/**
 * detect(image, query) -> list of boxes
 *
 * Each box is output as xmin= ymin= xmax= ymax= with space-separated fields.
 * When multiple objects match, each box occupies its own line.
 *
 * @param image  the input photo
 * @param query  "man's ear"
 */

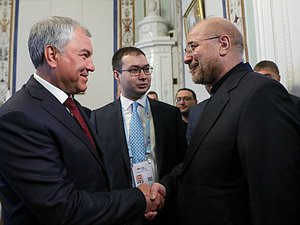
xmin=277 ymin=74 xmax=281 ymax=82
xmin=219 ymin=35 xmax=230 ymax=56
xmin=113 ymin=70 xmax=120 ymax=82
xmin=44 ymin=45 xmax=59 ymax=68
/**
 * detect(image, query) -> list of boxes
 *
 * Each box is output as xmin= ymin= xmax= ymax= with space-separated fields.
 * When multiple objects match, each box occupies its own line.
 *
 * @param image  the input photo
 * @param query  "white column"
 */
xmin=135 ymin=0 xmax=176 ymax=104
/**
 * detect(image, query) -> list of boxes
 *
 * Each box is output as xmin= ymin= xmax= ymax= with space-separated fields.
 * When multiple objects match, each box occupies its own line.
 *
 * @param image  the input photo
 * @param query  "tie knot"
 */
xmin=132 ymin=101 xmax=139 ymax=112
xmin=64 ymin=97 xmax=76 ymax=110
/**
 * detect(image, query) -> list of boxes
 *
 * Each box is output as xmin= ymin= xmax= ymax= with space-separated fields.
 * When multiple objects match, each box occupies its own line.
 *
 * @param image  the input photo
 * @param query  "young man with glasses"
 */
xmin=175 ymin=88 xmax=198 ymax=134
xmin=91 ymin=46 xmax=187 ymax=225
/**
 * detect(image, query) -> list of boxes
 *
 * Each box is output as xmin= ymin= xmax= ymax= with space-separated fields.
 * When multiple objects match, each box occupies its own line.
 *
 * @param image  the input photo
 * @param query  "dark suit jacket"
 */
xmin=0 ymin=76 xmax=146 ymax=225
xmin=290 ymin=94 xmax=300 ymax=117
xmin=91 ymin=98 xmax=187 ymax=190
xmin=162 ymin=63 xmax=300 ymax=225
xmin=186 ymin=98 xmax=209 ymax=144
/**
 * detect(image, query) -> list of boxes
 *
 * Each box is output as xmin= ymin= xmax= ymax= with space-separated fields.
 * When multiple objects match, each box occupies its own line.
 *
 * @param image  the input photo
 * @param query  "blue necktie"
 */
xmin=129 ymin=101 xmax=146 ymax=164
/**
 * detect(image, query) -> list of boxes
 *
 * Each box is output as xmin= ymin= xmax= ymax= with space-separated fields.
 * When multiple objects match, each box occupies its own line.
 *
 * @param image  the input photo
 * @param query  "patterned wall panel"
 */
xmin=0 ymin=0 xmax=18 ymax=105
xmin=119 ymin=0 xmax=135 ymax=47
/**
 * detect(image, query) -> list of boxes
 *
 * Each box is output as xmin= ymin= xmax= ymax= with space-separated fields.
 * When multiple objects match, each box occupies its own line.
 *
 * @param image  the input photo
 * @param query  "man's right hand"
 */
xmin=137 ymin=182 xmax=166 ymax=220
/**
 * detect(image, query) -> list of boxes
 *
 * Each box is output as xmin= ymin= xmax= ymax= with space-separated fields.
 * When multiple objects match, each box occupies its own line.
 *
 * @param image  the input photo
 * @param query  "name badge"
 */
xmin=132 ymin=160 xmax=154 ymax=186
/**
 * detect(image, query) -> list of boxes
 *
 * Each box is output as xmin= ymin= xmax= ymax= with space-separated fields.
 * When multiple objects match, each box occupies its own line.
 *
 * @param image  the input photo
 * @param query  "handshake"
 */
xmin=137 ymin=182 xmax=166 ymax=220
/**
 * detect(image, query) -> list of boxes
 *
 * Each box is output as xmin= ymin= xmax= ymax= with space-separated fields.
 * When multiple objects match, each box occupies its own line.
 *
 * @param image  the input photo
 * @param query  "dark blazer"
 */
xmin=186 ymin=98 xmax=209 ymax=144
xmin=0 ymin=76 xmax=146 ymax=225
xmin=290 ymin=94 xmax=300 ymax=117
xmin=162 ymin=63 xmax=300 ymax=225
xmin=91 ymin=98 xmax=187 ymax=190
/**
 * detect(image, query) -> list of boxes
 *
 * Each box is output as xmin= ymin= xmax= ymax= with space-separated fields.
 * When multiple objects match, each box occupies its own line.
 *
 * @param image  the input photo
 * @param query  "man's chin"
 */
xmin=192 ymin=76 xmax=201 ymax=84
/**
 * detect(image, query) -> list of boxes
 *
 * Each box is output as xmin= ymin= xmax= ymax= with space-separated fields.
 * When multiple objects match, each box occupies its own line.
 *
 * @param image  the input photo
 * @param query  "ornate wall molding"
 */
xmin=281 ymin=0 xmax=294 ymax=92
xmin=119 ymin=0 xmax=135 ymax=47
xmin=0 ymin=0 xmax=18 ymax=105
xmin=176 ymin=0 xmax=184 ymax=88
xmin=252 ymin=0 xmax=296 ymax=93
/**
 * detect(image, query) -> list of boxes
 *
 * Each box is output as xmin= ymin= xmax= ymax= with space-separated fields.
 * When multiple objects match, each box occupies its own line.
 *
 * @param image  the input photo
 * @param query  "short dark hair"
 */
xmin=254 ymin=60 xmax=280 ymax=75
xmin=112 ymin=46 xmax=146 ymax=71
xmin=147 ymin=91 xmax=158 ymax=96
xmin=176 ymin=88 xmax=197 ymax=100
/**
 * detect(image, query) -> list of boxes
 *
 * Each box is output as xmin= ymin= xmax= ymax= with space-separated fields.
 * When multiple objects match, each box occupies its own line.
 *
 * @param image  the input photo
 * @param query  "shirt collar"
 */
xmin=33 ymin=73 xmax=68 ymax=103
xmin=211 ymin=62 xmax=244 ymax=95
xmin=120 ymin=94 xmax=147 ymax=111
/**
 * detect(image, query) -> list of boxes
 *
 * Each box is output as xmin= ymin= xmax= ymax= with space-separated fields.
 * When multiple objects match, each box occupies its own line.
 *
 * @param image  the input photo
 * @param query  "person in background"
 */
xmin=186 ymin=84 xmax=211 ymax=144
xmin=254 ymin=60 xmax=300 ymax=115
xmin=160 ymin=17 xmax=300 ymax=225
xmin=175 ymin=88 xmax=198 ymax=134
xmin=0 ymin=16 xmax=165 ymax=225
xmin=147 ymin=91 xmax=159 ymax=101
xmin=91 ymin=46 xmax=187 ymax=225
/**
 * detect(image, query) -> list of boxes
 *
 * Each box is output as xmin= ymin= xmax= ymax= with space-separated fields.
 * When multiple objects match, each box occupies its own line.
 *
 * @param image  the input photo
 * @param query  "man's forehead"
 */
xmin=177 ymin=90 xmax=193 ymax=96
xmin=122 ymin=54 xmax=148 ymax=64
xmin=256 ymin=69 xmax=276 ymax=75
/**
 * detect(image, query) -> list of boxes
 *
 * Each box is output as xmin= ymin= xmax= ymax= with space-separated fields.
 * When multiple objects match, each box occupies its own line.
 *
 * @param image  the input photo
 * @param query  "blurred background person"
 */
xmin=175 ymin=88 xmax=198 ymax=134
xmin=254 ymin=60 xmax=300 ymax=115
xmin=186 ymin=84 xmax=211 ymax=144
xmin=147 ymin=91 xmax=159 ymax=101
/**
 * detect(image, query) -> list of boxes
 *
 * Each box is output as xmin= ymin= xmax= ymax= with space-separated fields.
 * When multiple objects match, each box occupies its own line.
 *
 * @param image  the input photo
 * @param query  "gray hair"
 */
xmin=28 ymin=16 xmax=91 ymax=68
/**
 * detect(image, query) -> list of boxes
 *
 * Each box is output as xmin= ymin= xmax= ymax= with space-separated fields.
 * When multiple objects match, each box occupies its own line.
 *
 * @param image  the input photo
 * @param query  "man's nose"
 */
xmin=184 ymin=52 xmax=193 ymax=64
xmin=87 ymin=58 xmax=95 ymax=72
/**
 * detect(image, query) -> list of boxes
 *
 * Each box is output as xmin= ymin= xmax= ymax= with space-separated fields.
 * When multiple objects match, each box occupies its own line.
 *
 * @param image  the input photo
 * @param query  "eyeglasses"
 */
xmin=175 ymin=96 xmax=193 ymax=104
xmin=118 ymin=66 xmax=153 ymax=77
xmin=184 ymin=36 xmax=220 ymax=54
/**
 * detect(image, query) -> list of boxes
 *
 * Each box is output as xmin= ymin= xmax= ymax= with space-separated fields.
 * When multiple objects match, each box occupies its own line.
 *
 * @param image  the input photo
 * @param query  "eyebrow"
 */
xmin=187 ymin=41 xmax=197 ymax=45
xmin=127 ymin=64 xmax=149 ymax=68
xmin=81 ymin=48 xmax=92 ymax=55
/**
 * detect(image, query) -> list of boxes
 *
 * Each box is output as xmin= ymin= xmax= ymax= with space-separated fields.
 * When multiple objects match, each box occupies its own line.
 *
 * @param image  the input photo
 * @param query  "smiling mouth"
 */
xmin=138 ymin=84 xmax=148 ymax=88
xmin=189 ymin=65 xmax=198 ymax=72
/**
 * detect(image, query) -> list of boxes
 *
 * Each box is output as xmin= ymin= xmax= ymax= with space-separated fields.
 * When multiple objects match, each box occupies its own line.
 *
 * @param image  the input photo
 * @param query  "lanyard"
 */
xmin=122 ymin=98 xmax=151 ymax=160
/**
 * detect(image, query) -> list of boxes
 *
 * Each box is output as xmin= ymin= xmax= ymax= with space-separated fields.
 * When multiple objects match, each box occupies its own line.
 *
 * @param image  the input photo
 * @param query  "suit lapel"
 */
xmin=27 ymin=76 xmax=102 ymax=164
xmin=115 ymin=99 xmax=132 ymax=176
xmin=76 ymin=101 xmax=105 ymax=161
xmin=148 ymin=99 xmax=164 ymax=175
xmin=183 ymin=65 xmax=251 ymax=172
xmin=183 ymin=88 xmax=229 ymax=171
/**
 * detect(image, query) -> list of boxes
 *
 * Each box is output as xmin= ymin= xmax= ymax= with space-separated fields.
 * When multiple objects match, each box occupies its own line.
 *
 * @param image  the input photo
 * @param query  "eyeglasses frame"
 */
xmin=117 ymin=66 xmax=154 ymax=77
xmin=185 ymin=36 xmax=220 ymax=55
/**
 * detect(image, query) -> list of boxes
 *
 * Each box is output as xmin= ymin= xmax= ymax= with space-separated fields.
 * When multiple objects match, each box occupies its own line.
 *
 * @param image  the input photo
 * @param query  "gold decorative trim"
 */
xmin=225 ymin=0 xmax=248 ymax=62
xmin=183 ymin=0 xmax=205 ymax=37
xmin=119 ymin=0 xmax=135 ymax=47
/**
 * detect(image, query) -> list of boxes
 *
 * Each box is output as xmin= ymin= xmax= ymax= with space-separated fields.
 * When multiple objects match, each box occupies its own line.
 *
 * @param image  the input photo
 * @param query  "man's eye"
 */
xmin=130 ymin=69 xmax=140 ymax=73
xmin=190 ymin=45 xmax=197 ymax=50
xmin=143 ymin=67 xmax=150 ymax=73
xmin=81 ymin=54 xmax=88 ymax=59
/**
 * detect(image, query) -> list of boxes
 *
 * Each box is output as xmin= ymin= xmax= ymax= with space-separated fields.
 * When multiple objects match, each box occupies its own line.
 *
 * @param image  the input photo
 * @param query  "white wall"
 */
xmin=251 ymin=0 xmax=300 ymax=96
xmin=17 ymin=0 xmax=114 ymax=109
